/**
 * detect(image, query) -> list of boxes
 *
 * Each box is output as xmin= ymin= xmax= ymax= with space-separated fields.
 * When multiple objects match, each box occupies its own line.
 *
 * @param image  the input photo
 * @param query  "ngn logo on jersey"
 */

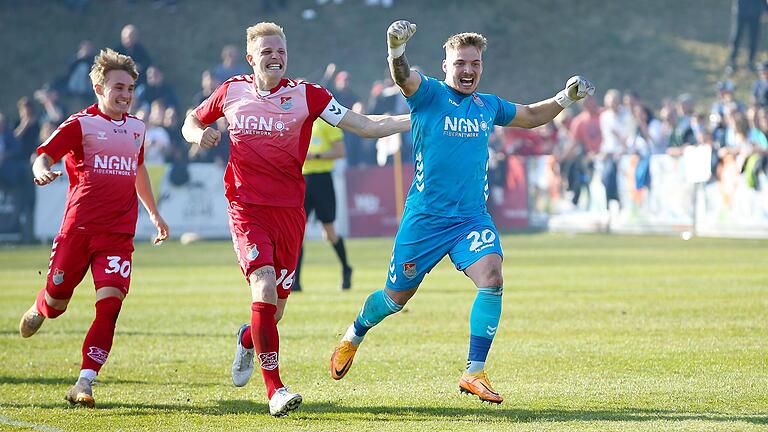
xmin=93 ymin=155 xmax=137 ymax=176
xmin=231 ymin=114 xmax=287 ymax=135
xmin=443 ymin=116 xmax=488 ymax=138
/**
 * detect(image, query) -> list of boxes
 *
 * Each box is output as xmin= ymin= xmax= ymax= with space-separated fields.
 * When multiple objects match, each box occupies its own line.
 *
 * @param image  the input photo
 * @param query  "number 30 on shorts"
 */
xmin=105 ymin=256 xmax=132 ymax=278
xmin=467 ymin=229 xmax=497 ymax=252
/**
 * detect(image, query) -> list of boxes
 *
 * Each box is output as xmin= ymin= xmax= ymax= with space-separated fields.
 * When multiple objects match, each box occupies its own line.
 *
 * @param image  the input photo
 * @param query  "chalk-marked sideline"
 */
xmin=0 ymin=415 xmax=65 ymax=432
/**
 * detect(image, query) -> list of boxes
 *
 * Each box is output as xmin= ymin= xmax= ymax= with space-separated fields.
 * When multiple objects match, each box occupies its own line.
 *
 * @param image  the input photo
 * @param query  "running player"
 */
xmin=18 ymin=48 xmax=169 ymax=408
xmin=330 ymin=20 xmax=594 ymax=404
xmin=181 ymin=22 xmax=409 ymax=416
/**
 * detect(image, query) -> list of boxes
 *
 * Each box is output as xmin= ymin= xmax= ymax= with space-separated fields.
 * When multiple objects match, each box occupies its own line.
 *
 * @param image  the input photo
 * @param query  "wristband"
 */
xmin=388 ymin=44 xmax=405 ymax=59
xmin=555 ymin=90 xmax=574 ymax=108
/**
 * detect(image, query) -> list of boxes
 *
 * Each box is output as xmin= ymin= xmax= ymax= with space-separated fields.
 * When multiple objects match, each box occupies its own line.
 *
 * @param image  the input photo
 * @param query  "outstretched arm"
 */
xmin=508 ymin=76 xmax=595 ymax=129
xmin=387 ymin=20 xmax=421 ymax=97
xmin=336 ymin=110 xmax=411 ymax=138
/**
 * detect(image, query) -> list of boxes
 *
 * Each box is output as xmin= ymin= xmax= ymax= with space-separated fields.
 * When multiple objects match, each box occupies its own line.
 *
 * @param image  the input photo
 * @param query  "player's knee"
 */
xmin=96 ymin=286 xmax=126 ymax=302
xmin=250 ymin=282 xmax=278 ymax=304
xmin=486 ymin=270 xmax=503 ymax=288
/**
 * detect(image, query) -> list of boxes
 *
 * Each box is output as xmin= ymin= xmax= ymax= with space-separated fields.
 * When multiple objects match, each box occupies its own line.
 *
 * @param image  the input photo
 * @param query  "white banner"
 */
xmin=545 ymin=153 xmax=768 ymax=238
xmin=36 ymin=163 xmax=349 ymax=242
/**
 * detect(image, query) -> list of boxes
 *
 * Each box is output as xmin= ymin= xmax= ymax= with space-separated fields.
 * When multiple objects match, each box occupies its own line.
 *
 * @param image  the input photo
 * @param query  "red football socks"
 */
xmin=80 ymin=297 xmax=122 ymax=373
xmin=35 ymin=288 xmax=65 ymax=319
xmin=251 ymin=302 xmax=283 ymax=399
xmin=241 ymin=325 xmax=254 ymax=349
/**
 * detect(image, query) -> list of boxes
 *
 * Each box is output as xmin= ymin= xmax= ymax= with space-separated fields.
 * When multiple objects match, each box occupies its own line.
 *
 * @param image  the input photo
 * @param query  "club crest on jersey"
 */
xmin=279 ymin=96 xmax=293 ymax=111
xmin=472 ymin=94 xmax=484 ymax=107
xmin=133 ymin=132 xmax=142 ymax=147
xmin=403 ymin=262 xmax=417 ymax=279
xmin=52 ymin=269 xmax=65 ymax=285
xmin=247 ymin=245 xmax=260 ymax=261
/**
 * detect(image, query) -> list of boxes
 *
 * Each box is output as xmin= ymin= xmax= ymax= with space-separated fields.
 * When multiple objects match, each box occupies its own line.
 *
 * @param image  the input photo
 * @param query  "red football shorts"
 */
xmin=45 ymin=231 xmax=135 ymax=300
xmin=227 ymin=201 xmax=306 ymax=299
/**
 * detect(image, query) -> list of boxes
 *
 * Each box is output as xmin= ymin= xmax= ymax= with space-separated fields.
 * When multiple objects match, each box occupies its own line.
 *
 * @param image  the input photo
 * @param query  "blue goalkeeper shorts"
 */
xmin=385 ymin=207 xmax=504 ymax=291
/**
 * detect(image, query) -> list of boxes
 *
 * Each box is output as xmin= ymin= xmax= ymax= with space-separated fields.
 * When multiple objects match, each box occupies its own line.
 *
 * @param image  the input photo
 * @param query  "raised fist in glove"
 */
xmin=387 ymin=20 xmax=417 ymax=57
xmin=556 ymin=76 xmax=596 ymax=108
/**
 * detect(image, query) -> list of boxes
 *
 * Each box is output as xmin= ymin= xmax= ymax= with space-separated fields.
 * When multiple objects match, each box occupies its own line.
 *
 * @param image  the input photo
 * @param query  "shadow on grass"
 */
xmin=0 ymin=330 xmax=230 ymax=338
xmin=1 ymin=399 xmax=766 ymax=425
xmin=0 ymin=376 xmax=147 ymax=385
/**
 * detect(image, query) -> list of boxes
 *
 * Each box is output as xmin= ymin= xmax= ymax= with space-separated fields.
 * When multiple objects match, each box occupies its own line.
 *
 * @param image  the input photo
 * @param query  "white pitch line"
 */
xmin=0 ymin=415 xmax=65 ymax=432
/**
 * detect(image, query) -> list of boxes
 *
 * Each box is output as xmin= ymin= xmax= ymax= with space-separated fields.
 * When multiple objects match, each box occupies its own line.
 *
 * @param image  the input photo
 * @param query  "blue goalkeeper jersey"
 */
xmin=405 ymin=72 xmax=517 ymax=217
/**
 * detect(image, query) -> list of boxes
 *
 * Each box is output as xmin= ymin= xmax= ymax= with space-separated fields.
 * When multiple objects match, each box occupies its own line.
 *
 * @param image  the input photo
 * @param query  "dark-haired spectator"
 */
xmin=726 ymin=0 xmax=767 ymax=74
xmin=192 ymin=70 xmax=216 ymax=107
xmin=13 ymin=98 xmax=40 ymax=243
xmin=14 ymin=97 xmax=40 ymax=160
xmin=64 ymin=40 xmax=96 ymax=106
xmin=628 ymin=105 xmax=660 ymax=191
xmin=113 ymin=24 xmax=153 ymax=85
xmin=212 ymin=45 xmax=250 ymax=84
xmin=712 ymin=80 xmax=745 ymax=118
xmin=136 ymin=65 xmax=179 ymax=114
xmin=752 ymin=61 xmax=768 ymax=107
xmin=33 ymin=86 xmax=65 ymax=125
xmin=667 ymin=94 xmax=697 ymax=155
xmin=0 ymin=113 xmax=26 ymax=193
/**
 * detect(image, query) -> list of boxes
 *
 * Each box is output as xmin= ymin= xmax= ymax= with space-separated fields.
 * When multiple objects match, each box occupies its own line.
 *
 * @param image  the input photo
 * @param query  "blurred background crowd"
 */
xmin=2 ymin=0 xmax=767 ymax=242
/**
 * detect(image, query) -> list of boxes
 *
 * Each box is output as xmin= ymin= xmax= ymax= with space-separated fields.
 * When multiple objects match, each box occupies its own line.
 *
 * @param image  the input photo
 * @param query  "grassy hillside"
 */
xmin=0 ymin=0 xmax=761 ymax=117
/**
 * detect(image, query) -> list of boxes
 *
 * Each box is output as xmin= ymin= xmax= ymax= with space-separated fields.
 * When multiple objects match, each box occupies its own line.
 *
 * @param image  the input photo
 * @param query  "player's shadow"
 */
xmin=0 ymin=376 xmax=147 ymax=385
xmin=297 ymin=403 xmax=767 ymax=424
xmin=0 ymin=329 xmax=230 ymax=338
xmin=3 ymin=399 xmax=766 ymax=425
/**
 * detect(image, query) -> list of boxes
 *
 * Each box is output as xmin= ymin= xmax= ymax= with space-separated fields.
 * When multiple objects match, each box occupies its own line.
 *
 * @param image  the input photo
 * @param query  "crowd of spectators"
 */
xmin=3 ymin=19 xmax=768 ymax=242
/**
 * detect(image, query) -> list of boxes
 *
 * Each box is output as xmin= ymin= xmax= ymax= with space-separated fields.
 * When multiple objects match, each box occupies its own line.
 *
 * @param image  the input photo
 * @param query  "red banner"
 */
xmin=346 ymin=165 xmax=414 ymax=237
xmin=346 ymin=159 xmax=529 ymax=237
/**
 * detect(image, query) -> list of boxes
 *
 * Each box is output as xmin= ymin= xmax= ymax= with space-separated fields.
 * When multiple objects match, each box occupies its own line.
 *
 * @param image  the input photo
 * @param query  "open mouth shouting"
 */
xmin=459 ymin=76 xmax=475 ymax=91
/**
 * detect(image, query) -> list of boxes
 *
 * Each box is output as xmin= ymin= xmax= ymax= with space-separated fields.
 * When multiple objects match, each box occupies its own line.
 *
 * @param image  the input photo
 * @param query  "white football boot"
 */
xmin=231 ymin=324 xmax=254 ymax=387
xmin=268 ymin=387 xmax=302 ymax=416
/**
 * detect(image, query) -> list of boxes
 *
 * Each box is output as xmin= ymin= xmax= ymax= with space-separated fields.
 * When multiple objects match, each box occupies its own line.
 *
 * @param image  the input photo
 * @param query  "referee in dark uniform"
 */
xmin=293 ymin=120 xmax=352 ymax=291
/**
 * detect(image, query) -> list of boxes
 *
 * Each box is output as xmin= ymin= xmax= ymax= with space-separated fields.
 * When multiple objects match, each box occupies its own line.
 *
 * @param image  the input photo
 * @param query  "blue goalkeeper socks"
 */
xmin=348 ymin=289 xmax=403 ymax=344
xmin=467 ymin=286 xmax=503 ymax=373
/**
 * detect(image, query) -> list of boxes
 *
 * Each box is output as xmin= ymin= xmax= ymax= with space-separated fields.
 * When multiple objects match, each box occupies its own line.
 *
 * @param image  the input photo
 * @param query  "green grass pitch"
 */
xmin=0 ymin=233 xmax=766 ymax=431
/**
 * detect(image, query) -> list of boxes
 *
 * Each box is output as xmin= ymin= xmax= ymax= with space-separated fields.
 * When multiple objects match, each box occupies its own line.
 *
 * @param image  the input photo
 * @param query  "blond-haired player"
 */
xmin=182 ymin=22 xmax=409 ymax=416
xmin=19 ymin=48 xmax=169 ymax=407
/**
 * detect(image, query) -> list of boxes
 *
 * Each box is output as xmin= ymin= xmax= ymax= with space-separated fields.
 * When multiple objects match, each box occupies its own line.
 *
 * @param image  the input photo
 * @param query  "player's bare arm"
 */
xmin=32 ymin=153 xmax=62 ymax=186
xmin=181 ymin=112 xmax=221 ymax=149
xmin=308 ymin=137 xmax=345 ymax=160
xmin=135 ymin=164 xmax=169 ymax=244
xmin=508 ymin=76 xmax=595 ymax=129
xmin=336 ymin=110 xmax=411 ymax=138
xmin=387 ymin=20 xmax=420 ymax=97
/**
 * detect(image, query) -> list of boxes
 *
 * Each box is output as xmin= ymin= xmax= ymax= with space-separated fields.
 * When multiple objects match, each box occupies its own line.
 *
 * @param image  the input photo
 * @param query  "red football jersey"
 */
xmin=38 ymin=104 xmax=145 ymax=235
xmin=195 ymin=76 xmax=336 ymax=207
